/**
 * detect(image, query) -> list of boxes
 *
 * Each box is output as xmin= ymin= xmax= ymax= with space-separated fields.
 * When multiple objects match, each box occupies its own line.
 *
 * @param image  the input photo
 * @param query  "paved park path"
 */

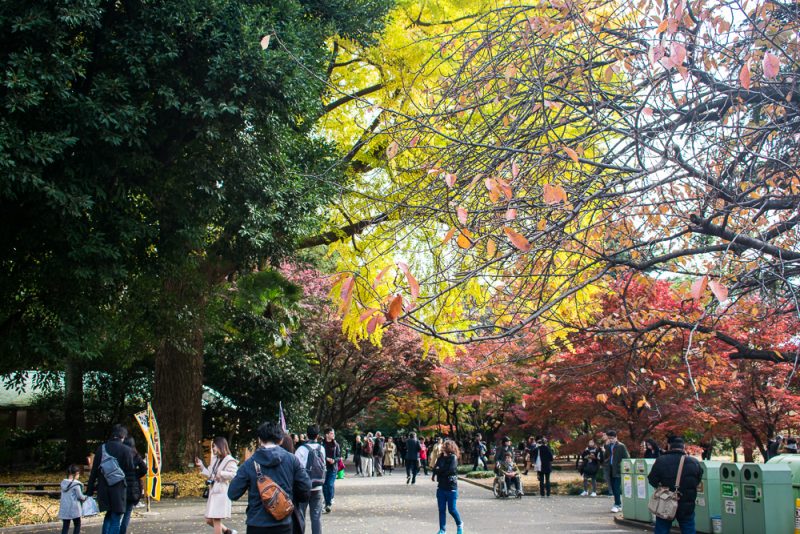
xmin=8 ymin=473 xmax=649 ymax=534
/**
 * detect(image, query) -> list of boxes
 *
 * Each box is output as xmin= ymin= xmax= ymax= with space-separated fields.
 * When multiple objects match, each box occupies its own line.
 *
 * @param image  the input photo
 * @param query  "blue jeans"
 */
xmin=610 ymin=476 xmax=622 ymax=506
xmin=436 ymin=488 xmax=462 ymax=531
xmin=323 ymin=468 xmax=336 ymax=506
xmin=298 ymin=490 xmax=323 ymax=534
xmin=655 ymin=512 xmax=695 ymax=534
xmin=101 ymin=511 xmax=123 ymax=534
xmin=119 ymin=503 xmax=134 ymax=534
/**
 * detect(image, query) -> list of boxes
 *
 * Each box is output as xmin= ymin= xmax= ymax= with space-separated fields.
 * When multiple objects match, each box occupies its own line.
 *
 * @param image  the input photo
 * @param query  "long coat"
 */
xmin=383 ymin=442 xmax=397 ymax=467
xmin=201 ymin=454 xmax=238 ymax=519
xmin=86 ymin=440 xmax=136 ymax=514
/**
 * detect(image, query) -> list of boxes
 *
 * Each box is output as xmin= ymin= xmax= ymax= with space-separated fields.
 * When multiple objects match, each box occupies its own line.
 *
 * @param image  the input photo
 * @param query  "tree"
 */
xmin=282 ymin=263 xmax=432 ymax=429
xmin=1 ymin=0 xmax=391 ymax=468
xmin=317 ymin=0 xmax=800 ymax=367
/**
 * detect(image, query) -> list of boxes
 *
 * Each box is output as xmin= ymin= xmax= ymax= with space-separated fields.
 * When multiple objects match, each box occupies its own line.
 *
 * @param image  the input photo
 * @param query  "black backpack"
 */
xmin=303 ymin=443 xmax=326 ymax=487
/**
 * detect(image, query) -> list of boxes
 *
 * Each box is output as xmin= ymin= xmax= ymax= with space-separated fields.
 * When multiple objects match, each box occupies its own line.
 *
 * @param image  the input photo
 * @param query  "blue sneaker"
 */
xmin=457 ymin=525 xmax=464 ymax=534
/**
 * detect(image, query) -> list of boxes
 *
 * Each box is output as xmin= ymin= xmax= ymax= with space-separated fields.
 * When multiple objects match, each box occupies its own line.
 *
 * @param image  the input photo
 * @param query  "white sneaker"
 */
xmin=610 ymin=505 xmax=621 ymax=513
xmin=580 ymin=491 xmax=588 ymax=496
xmin=590 ymin=492 xmax=597 ymax=497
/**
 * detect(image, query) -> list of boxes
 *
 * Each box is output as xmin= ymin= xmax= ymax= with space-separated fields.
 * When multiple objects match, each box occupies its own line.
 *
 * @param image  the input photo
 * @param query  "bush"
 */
xmin=457 ymin=465 xmax=488 ymax=474
xmin=0 ymin=490 xmax=21 ymax=527
xmin=465 ymin=471 xmax=495 ymax=479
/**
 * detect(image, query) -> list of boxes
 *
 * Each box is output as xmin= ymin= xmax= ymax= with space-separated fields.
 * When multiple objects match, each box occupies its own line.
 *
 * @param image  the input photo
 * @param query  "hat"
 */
xmin=502 ymin=436 xmax=511 ymax=443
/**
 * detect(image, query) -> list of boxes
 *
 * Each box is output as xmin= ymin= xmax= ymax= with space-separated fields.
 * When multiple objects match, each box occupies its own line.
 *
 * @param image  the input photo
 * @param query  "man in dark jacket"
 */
xmin=86 ymin=424 xmax=136 ymax=534
xmin=647 ymin=436 xmax=703 ymax=534
xmin=405 ymin=432 xmax=422 ymax=484
xmin=228 ymin=421 xmax=312 ymax=534
xmin=321 ymin=428 xmax=340 ymax=513
xmin=373 ymin=431 xmax=385 ymax=476
xmin=604 ymin=430 xmax=630 ymax=513
xmin=531 ymin=437 xmax=554 ymax=497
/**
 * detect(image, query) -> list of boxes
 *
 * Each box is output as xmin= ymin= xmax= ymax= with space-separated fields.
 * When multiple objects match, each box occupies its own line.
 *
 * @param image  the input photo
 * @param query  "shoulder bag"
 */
xmin=647 ymin=455 xmax=685 ymax=521
xmin=254 ymin=462 xmax=294 ymax=521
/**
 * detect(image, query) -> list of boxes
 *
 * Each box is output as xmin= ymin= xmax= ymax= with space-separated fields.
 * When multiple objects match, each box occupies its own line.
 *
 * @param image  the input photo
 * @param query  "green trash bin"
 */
xmin=720 ymin=462 xmax=744 ymax=534
xmin=767 ymin=454 xmax=800 ymax=500
xmin=634 ymin=458 xmax=656 ymax=523
xmin=740 ymin=463 xmax=793 ymax=533
xmin=695 ymin=461 xmax=722 ymax=534
xmin=621 ymin=459 xmax=635 ymax=519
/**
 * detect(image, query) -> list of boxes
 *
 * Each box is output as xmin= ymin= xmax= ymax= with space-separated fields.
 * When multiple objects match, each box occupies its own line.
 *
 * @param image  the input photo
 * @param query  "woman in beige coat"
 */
xmin=383 ymin=436 xmax=397 ymax=474
xmin=195 ymin=437 xmax=239 ymax=534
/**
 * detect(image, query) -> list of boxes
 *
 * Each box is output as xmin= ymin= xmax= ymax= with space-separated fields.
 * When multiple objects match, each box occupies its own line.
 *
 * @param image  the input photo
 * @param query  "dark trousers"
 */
xmin=610 ymin=475 xmax=622 ymax=506
xmin=405 ymin=459 xmax=419 ymax=482
xmin=62 ymin=518 xmax=81 ymax=534
xmin=246 ymin=525 xmax=293 ymax=534
xmin=538 ymin=471 xmax=551 ymax=496
xmin=322 ymin=468 xmax=336 ymax=506
xmin=354 ymin=454 xmax=362 ymax=474
xmin=507 ymin=475 xmax=521 ymax=494
xmin=655 ymin=512 xmax=695 ymax=534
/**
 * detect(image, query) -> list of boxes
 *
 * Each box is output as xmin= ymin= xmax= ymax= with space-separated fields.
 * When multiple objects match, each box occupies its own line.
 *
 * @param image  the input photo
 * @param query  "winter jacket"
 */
xmin=383 ymin=442 xmax=397 ymax=467
xmin=127 ymin=449 xmax=148 ymax=505
xmin=432 ymin=454 xmax=458 ymax=491
xmin=373 ymin=437 xmax=385 ymax=457
xmin=86 ymin=439 xmax=136 ymax=514
xmin=322 ymin=439 xmax=341 ymax=471
xmin=647 ymin=449 xmax=704 ymax=520
xmin=531 ymin=444 xmax=554 ymax=474
xmin=405 ymin=438 xmax=421 ymax=461
xmin=228 ymin=445 xmax=311 ymax=528
xmin=604 ymin=441 xmax=630 ymax=477
xmin=353 ymin=441 xmax=363 ymax=458
xmin=59 ymin=479 xmax=86 ymax=520
xmin=579 ymin=447 xmax=604 ymax=476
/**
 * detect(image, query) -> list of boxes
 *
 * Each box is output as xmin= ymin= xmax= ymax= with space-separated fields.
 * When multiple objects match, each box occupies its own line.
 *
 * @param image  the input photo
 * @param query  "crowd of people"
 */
xmin=59 ymin=421 xmax=779 ymax=534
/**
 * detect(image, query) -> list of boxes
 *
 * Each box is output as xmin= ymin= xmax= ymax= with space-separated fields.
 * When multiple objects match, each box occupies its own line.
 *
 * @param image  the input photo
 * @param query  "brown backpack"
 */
xmin=253 ymin=462 xmax=294 ymax=521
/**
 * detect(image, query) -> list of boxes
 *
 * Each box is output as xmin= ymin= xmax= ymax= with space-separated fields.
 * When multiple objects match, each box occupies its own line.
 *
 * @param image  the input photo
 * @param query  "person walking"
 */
xmin=120 ymin=437 xmax=147 ymax=534
xmin=321 ymin=428 xmax=341 ymax=513
xmin=361 ymin=435 xmax=374 ymax=477
xmin=86 ymin=424 xmax=136 ymax=534
xmin=383 ymin=437 xmax=397 ymax=475
xmin=59 ymin=464 xmax=87 ymax=534
xmin=295 ymin=425 xmax=326 ymax=534
xmin=531 ymin=437 xmax=553 ymax=497
xmin=431 ymin=440 xmax=464 ymax=534
xmin=523 ymin=436 xmax=536 ymax=475
xmin=429 ymin=437 xmax=443 ymax=469
xmin=604 ymin=430 xmax=630 ymax=513
xmin=470 ymin=434 xmax=487 ymax=471
xmin=373 ymin=431 xmax=385 ymax=477
xmin=228 ymin=421 xmax=311 ymax=534
xmin=578 ymin=440 xmax=603 ymax=496
xmin=353 ymin=435 xmax=363 ymax=476
xmin=647 ymin=436 xmax=703 ymax=534
xmin=643 ymin=438 xmax=662 ymax=459
xmin=196 ymin=437 xmax=238 ymax=534
xmin=420 ymin=439 xmax=429 ymax=476
xmin=405 ymin=432 xmax=422 ymax=484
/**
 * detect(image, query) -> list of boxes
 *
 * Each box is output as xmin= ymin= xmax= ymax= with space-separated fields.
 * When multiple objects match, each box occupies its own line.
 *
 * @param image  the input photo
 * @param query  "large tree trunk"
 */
xmin=152 ymin=276 xmax=205 ymax=471
xmin=64 ymin=359 xmax=86 ymax=464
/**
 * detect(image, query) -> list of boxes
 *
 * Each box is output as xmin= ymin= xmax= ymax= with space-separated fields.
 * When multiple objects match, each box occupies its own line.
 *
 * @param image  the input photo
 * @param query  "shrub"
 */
xmin=465 ymin=471 xmax=495 ymax=479
xmin=0 ymin=490 xmax=21 ymax=527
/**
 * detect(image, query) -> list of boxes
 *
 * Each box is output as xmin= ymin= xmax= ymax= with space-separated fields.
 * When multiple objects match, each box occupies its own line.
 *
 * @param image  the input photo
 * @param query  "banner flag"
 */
xmin=134 ymin=403 xmax=162 ymax=501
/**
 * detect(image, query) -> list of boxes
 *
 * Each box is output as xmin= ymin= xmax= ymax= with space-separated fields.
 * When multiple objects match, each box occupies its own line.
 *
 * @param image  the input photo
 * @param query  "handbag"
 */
xmin=254 ymin=462 xmax=294 ymax=521
xmin=81 ymin=496 xmax=99 ymax=517
xmin=648 ymin=455 xmax=685 ymax=520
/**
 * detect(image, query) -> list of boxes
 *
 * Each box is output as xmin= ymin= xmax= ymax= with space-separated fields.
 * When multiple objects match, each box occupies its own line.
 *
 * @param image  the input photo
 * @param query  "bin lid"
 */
xmin=767 ymin=454 xmax=800 ymax=485
xmin=720 ymin=462 xmax=743 ymax=481
xmin=741 ymin=463 xmax=792 ymax=485
xmin=701 ymin=460 xmax=722 ymax=480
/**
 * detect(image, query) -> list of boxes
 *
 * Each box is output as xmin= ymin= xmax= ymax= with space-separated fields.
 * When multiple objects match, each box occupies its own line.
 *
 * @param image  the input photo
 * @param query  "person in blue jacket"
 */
xmin=228 ymin=421 xmax=311 ymax=534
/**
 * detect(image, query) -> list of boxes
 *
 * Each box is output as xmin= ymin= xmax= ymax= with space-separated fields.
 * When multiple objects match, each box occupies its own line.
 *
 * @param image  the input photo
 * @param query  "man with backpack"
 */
xmin=295 ymin=425 xmax=326 ymax=534
xmin=86 ymin=424 xmax=136 ymax=534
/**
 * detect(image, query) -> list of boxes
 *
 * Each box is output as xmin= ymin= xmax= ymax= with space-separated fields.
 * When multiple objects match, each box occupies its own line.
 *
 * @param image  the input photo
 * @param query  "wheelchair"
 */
xmin=493 ymin=474 xmax=523 ymax=499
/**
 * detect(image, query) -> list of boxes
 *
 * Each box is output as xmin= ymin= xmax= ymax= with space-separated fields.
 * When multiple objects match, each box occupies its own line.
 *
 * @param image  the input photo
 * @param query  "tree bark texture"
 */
xmin=152 ymin=276 xmax=205 ymax=471
xmin=64 ymin=359 xmax=87 ymax=464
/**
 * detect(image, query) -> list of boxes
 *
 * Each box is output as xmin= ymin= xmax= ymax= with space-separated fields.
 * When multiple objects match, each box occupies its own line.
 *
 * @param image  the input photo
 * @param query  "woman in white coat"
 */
xmin=195 ymin=437 xmax=239 ymax=534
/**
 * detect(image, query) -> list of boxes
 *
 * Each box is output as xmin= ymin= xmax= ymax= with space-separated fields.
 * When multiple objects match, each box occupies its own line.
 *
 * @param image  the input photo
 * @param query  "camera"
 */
xmin=205 ymin=479 xmax=215 ymax=487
